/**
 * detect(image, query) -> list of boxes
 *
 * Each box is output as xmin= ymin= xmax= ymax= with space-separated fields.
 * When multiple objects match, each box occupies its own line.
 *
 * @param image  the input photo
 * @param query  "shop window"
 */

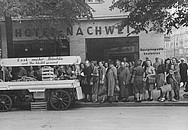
xmin=85 ymin=0 xmax=105 ymax=4
xmin=13 ymin=40 xmax=70 ymax=58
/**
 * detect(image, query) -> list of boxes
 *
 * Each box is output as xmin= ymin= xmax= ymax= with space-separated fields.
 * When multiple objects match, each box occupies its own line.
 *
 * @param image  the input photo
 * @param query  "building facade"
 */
xmin=165 ymin=27 xmax=188 ymax=61
xmin=0 ymin=0 xmax=166 ymax=62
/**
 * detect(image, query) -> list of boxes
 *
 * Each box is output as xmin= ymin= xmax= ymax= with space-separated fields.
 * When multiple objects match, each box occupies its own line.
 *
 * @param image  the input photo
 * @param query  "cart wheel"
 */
xmin=0 ymin=94 xmax=12 ymax=112
xmin=50 ymin=90 xmax=71 ymax=110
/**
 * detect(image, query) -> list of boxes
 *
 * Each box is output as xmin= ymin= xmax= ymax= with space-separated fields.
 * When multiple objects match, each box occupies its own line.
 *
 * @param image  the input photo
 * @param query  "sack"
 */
xmin=147 ymin=76 xmax=156 ymax=84
xmin=161 ymin=84 xmax=172 ymax=93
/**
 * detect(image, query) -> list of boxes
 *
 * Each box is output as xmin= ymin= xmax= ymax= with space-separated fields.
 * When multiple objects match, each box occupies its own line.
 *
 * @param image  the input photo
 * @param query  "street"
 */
xmin=0 ymin=107 xmax=188 ymax=130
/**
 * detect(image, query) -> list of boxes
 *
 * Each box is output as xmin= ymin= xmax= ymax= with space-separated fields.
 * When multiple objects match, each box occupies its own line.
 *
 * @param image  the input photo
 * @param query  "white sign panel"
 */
xmin=1 ymin=56 xmax=81 ymax=67
xmin=139 ymin=32 xmax=165 ymax=62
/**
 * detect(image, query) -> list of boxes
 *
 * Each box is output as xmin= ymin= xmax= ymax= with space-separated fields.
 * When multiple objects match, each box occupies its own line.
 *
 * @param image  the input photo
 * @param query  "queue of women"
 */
xmin=79 ymin=57 xmax=187 ymax=103
xmin=0 ymin=56 xmax=186 ymax=103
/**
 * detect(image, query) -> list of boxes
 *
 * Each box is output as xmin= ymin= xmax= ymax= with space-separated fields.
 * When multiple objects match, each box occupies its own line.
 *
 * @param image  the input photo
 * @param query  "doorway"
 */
xmin=85 ymin=36 xmax=139 ymax=62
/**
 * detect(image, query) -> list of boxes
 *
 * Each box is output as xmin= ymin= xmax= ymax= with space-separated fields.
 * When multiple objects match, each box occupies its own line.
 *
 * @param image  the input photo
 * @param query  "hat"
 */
xmin=180 ymin=58 xmax=185 ymax=61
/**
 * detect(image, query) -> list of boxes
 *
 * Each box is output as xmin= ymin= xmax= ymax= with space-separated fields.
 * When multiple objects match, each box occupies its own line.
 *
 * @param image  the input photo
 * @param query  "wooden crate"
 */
xmin=42 ymin=66 xmax=54 ymax=81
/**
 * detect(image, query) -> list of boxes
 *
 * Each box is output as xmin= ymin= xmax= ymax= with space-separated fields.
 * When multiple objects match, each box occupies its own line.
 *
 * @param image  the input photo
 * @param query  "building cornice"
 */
xmin=0 ymin=14 xmax=127 ymax=22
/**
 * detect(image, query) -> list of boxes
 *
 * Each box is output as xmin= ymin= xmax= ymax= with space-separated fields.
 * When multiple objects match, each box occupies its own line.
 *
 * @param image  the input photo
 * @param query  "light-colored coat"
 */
xmin=106 ymin=66 xmax=117 ymax=96
xmin=119 ymin=67 xmax=131 ymax=98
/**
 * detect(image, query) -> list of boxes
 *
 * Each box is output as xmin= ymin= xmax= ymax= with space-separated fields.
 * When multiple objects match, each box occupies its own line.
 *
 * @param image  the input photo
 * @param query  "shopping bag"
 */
xmin=161 ymin=84 xmax=172 ymax=93
xmin=98 ymin=86 xmax=107 ymax=96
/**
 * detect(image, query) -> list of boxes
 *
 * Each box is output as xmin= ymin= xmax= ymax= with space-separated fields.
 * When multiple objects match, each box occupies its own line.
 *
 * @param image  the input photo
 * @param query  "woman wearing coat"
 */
xmin=91 ymin=61 xmax=99 ymax=103
xmin=105 ymin=61 xmax=118 ymax=102
xmin=119 ymin=62 xmax=131 ymax=102
xmin=98 ymin=61 xmax=106 ymax=100
xmin=83 ymin=60 xmax=93 ymax=102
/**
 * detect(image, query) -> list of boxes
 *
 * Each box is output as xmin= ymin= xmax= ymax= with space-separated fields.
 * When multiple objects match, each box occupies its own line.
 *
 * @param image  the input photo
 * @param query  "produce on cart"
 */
xmin=0 ymin=56 xmax=83 ymax=111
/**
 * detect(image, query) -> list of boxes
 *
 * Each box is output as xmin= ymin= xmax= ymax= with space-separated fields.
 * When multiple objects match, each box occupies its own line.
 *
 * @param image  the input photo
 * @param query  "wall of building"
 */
xmin=166 ymin=27 xmax=188 ymax=60
xmin=68 ymin=19 xmax=133 ymax=61
xmin=68 ymin=19 xmax=165 ymax=62
xmin=87 ymin=0 xmax=126 ymax=18
xmin=0 ymin=18 xmax=165 ymax=62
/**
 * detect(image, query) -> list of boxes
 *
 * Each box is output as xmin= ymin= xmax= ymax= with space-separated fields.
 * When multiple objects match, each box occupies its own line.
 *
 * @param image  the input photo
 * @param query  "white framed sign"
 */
xmin=0 ymin=56 xmax=81 ymax=67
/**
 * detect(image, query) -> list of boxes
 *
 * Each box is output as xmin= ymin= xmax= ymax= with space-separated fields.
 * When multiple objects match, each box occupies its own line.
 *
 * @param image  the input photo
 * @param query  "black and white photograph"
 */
xmin=0 ymin=0 xmax=188 ymax=130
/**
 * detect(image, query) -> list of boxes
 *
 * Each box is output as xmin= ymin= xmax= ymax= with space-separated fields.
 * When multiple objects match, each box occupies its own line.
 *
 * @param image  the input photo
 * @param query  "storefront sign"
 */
xmin=67 ymin=26 xmax=130 ymax=36
xmin=140 ymin=48 xmax=164 ymax=55
xmin=105 ymin=46 xmax=135 ymax=54
xmin=1 ymin=56 xmax=81 ymax=67
xmin=13 ymin=25 xmax=130 ymax=39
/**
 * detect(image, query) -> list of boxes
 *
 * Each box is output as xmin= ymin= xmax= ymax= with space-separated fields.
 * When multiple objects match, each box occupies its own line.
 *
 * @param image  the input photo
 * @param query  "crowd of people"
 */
xmin=0 ymin=65 xmax=78 ymax=81
xmin=78 ymin=57 xmax=188 ymax=103
xmin=0 ymin=56 xmax=187 ymax=103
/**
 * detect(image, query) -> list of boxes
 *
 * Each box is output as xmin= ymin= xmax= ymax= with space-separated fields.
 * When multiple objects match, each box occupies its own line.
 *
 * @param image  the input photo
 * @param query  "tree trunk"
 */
xmin=5 ymin=16 xmax=14 ymax=58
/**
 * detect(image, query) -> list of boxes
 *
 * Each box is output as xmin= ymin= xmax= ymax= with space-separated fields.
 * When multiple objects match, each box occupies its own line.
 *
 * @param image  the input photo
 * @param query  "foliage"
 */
xmin=110 ymin=0 xmax=188 ymax=34
xmin=0 ymin=0 xmax=93 ymax=40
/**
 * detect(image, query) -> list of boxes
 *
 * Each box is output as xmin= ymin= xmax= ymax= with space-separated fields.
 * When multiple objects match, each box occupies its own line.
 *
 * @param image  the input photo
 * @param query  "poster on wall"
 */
xmin=140 ymin=47 xmax=166 ymax=62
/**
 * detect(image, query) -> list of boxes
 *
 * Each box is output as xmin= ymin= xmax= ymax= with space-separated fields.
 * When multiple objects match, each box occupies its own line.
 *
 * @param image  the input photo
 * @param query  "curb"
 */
xmin=75 ymin=101 xmax=188 ymax=108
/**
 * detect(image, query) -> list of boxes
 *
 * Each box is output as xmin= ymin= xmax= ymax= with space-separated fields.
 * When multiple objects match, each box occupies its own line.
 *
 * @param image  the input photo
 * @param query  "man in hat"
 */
xmin=179 ymin=58 xmax=188 ymax=92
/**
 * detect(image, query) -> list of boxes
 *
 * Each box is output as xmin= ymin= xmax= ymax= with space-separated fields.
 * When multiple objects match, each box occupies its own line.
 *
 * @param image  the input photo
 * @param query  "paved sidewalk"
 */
xmin=76 ymin=87 xmax=188 ymax=107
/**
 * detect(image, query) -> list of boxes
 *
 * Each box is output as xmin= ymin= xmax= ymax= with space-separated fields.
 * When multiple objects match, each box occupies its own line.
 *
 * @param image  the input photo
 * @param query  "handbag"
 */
xmin=90 ymin=77 xmax=93 ymax=85
xmin=147 ymin=75 xmax=156 ymax=84
xmin=161 ymin=84 xmax=172 ymax=93
xmin=115 ymin=84 xmax=120 ymax=92
xmin=81 ymin=77 xmax=87 ymax=85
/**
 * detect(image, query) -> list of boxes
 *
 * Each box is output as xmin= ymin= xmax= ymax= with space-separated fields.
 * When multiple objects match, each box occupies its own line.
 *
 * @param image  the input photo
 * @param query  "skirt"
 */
xmin=134 ymin=77 xmax=144 ymax=94
xmin=146 ymin=83 xmax=155 ymax=91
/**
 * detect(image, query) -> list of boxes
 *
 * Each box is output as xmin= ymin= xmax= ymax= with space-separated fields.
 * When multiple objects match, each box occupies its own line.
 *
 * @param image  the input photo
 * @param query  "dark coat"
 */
xmin=179 ymin=63 xmax=188 ymax=82
xmin=83 ymin=66 xmax=92 ymax=94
